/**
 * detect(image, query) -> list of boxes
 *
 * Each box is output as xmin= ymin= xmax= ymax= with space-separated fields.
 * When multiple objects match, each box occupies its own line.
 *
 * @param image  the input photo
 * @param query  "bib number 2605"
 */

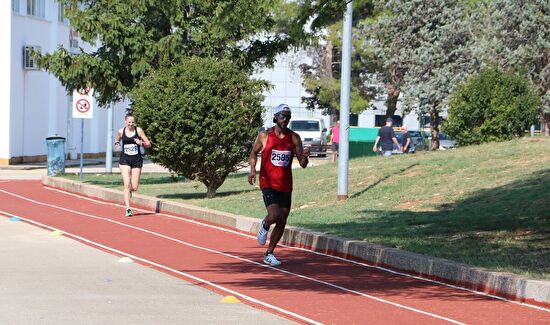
xmin=271 ymin=149 xmax=291 ymax=167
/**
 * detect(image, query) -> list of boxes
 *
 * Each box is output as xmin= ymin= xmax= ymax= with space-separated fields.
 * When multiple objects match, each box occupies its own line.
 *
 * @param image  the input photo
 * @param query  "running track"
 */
xmin=0 ymin=180 xmax=548 ymax=324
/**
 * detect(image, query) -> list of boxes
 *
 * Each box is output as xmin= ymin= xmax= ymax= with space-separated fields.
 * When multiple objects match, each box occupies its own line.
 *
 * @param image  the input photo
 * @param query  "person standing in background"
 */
xmin=373 ymin=118 xmax=400 ymax=157
xmin=330 ymin=120 xmax=340 ymax=162
xmin=400 ymin=127 xmax=412 ymax=153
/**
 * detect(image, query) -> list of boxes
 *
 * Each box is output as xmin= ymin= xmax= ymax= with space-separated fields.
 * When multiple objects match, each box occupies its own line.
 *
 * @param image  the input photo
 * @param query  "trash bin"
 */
xmin=45 ymin=136 xmax=66 ymax=176
xmin=349 ymin=141 xmax=377 ymax=158
xmin=349 ymin=128 xmax=379 ymax=158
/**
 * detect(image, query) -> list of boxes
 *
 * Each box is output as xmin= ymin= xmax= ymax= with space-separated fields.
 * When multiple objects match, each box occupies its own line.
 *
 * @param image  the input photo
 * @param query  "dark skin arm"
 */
xmin=292 ymin=133 xmax=310 ymax=168
xmin=248 ymin=131 xmax=268 ymax=185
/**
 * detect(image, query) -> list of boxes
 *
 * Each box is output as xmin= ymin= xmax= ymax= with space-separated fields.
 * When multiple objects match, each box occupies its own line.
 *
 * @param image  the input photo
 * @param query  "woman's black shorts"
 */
xmin=119 ymin=155 xmax=143 ymax=169
xmin=261 ymin=187 xmax=292 ymax=209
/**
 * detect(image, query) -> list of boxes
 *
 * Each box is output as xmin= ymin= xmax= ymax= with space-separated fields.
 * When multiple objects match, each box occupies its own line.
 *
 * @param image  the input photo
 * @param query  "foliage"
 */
xmin=130 ymin=57 xmax=266 ymax=198
xmin=444 ymin=69 xmax=541 ymax=145
xmin=357 ymin=3 xmax=407 ymax=119
xmin=301 ymin=56 xmax=371 ymax=116
xmin=473 ymin=0 xmax=550 ymax=112
xmin=38 ymin=0 xmax=345 ymax=106
xmin=471 ymin=0 xmax=550 ymax=134
xmin=300 ymin=1 xmax=376 ymax=117
xmin=372 ymin=0 xmax=477 ymax=149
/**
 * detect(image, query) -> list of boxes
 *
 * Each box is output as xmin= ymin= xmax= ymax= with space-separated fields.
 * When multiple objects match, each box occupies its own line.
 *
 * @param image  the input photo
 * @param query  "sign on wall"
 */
xmin=72 ymin=88 xmax=94 ymax=119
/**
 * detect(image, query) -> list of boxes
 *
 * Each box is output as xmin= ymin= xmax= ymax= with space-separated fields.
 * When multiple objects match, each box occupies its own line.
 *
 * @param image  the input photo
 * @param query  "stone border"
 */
xmin=43 ymin=176 xmax=549 ymax=308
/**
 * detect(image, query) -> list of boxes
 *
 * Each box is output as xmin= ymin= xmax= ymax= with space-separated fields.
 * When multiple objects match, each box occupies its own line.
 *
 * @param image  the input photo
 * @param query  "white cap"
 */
xmin=274 ymin=103 xmax=291 ymax=114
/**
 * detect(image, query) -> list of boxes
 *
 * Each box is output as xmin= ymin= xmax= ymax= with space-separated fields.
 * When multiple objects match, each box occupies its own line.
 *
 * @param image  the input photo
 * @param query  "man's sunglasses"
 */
xmin=276 ymin=113 xmax=292 ymax=120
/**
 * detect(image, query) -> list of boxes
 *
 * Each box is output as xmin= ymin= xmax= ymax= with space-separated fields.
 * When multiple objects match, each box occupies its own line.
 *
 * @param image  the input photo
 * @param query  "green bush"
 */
xmin=131 ymin=57 xmax=266 ymax=197
xmin=443 ymin=69 xmax=541 ymax=145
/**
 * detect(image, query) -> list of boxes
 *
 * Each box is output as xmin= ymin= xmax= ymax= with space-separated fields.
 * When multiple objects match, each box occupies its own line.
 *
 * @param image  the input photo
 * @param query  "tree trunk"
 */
xmin=204 ymin=174 xmax=228 ymax=199
xmin=206 ymin=185 xmax=217 ymax=198
xmin=542 ymin=113 xmax=550 ymax=136
xmin=430 ymin=109 xmax=440 ymax=150
xmin=385 ymin=84 xmax=400 ymax=119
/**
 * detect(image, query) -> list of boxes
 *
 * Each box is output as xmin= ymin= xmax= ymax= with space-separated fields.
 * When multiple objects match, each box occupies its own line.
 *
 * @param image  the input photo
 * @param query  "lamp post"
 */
xmin=337 ymin=0 xmax=352 ymax=201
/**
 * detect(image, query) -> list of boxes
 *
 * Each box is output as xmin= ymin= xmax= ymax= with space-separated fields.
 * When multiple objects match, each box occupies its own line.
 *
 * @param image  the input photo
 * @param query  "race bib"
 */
xmin=270 ymin=149 xmax=291 ymax=167
xmin=124 ymin=143 xmax=139 ymax=156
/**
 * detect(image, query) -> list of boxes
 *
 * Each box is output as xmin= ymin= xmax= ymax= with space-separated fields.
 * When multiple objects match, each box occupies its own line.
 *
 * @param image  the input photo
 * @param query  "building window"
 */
xmin=375 ymin=115 xmax=403 ymax=127
xmin=349 ymin=113 xmax=358 ymax=127
xmin=12 ymin=0 xmax=20 ymax=13
xmin=27 ymin=0 xmax=45 ymax=18
xmin=57 ymin=2 xmax=68 ymax=23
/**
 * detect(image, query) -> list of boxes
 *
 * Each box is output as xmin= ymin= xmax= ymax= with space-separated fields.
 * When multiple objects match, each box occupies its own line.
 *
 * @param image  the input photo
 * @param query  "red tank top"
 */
xmin=260 ymin=129 xmax=294 ymax=192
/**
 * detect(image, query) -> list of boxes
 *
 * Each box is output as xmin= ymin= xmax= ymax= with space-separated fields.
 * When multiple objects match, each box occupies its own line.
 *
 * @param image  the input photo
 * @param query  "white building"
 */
xmin=1 ymin=0 xmax=126 ymax=165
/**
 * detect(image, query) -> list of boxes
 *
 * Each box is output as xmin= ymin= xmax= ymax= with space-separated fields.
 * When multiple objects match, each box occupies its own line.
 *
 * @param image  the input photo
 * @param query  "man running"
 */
xmin=248 ymin=104 xmax=310 ymax=266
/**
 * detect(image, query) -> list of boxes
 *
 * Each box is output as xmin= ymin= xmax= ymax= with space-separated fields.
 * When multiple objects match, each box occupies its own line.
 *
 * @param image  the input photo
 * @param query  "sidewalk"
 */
xmin=0 ymin=158 xmax=108 ymax=170
xmin=0 ymin=216 xmax=291 ymax=325
xmin=0 ymin=158 xmax=170 ymax=180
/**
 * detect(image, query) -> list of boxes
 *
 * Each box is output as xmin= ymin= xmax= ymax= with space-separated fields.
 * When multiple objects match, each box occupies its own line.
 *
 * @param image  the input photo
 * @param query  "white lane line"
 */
xmin=0 ymin=211 xmax=322 ymax=325
xmin=0 ymin=190 xmax=467 ymax=324
xmin=42 ymin=185 xmax=550 ymax=313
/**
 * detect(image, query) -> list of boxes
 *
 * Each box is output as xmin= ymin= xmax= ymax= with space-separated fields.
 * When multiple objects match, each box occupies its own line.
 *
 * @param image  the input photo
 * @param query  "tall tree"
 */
xmin=473 ymin=0 xmax=550 ymax=135
xmin=38 ymin=0 xmax=348 ymax=106
xmin=358 ymin=4 xmax=408 ymax=120
xmin=300 ymin=1 xmax=376 ymax=121
xmin=373 ymin=0 xmax=476 ymax=149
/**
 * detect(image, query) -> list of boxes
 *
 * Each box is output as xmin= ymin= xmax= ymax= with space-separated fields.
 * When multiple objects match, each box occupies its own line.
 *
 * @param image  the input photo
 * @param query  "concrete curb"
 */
xmin=42 ymin=176 xmax=550 ymax=309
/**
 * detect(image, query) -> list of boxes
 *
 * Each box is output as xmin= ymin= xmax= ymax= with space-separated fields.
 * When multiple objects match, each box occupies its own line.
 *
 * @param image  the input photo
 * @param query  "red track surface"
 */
xmin=1 ymin=180 xmax=548 ymax=324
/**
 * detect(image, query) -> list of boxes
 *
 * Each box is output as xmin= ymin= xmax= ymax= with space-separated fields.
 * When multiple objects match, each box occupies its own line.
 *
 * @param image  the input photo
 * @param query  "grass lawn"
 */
xmin=63 ymin=137 xmax=550 ymax=280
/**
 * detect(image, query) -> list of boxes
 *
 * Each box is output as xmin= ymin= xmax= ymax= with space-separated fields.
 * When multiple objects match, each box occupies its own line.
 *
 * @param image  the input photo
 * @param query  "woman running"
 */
xmin=114 ymin=113 xmax=151 ymax=217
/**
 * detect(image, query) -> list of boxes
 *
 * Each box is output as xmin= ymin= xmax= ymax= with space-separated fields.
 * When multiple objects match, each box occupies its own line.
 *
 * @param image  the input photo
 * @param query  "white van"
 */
xmin=288 ymin=118 xmax=328 ymax=156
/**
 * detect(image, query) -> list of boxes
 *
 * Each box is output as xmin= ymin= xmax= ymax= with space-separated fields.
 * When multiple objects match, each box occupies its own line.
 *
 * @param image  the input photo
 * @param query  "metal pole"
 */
xmin=106 ymin=103 xmax=113 ymax=173
xmin=79 ymin=118 xmax=84 ymax=181
xmin=337 ymin=0 xmax=352 ymax=201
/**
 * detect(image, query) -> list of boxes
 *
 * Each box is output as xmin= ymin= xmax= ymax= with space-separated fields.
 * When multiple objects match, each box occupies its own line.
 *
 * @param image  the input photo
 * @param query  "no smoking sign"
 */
xmin=72 ymin=88 xmax=94 ymax=119
xmin=76 ymin=99 xmax=90 ymax=113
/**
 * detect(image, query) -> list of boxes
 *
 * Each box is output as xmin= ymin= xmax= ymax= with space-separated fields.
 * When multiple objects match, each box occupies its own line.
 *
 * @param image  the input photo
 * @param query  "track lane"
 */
xmin=1 ymin=180 xmax=548 ymax=324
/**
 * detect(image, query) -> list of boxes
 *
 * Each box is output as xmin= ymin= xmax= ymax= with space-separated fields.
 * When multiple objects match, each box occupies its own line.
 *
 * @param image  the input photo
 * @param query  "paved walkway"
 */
xmin=0 ymin=158 xmax=168 ymax=180
xmin=0 ymin=217 xmax=291 ymax=325
xmin=0 ymin=160 xmax=296 ymax=324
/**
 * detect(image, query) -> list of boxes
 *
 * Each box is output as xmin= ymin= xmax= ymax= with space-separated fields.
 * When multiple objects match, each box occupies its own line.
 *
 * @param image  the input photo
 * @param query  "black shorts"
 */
xmin=331 ymin=142 xmax=339 ymax=152
xmin=119 ymin=155 xmax=143 ymax=169
xmin=262 ymin=188 xmax=292 ymax=209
